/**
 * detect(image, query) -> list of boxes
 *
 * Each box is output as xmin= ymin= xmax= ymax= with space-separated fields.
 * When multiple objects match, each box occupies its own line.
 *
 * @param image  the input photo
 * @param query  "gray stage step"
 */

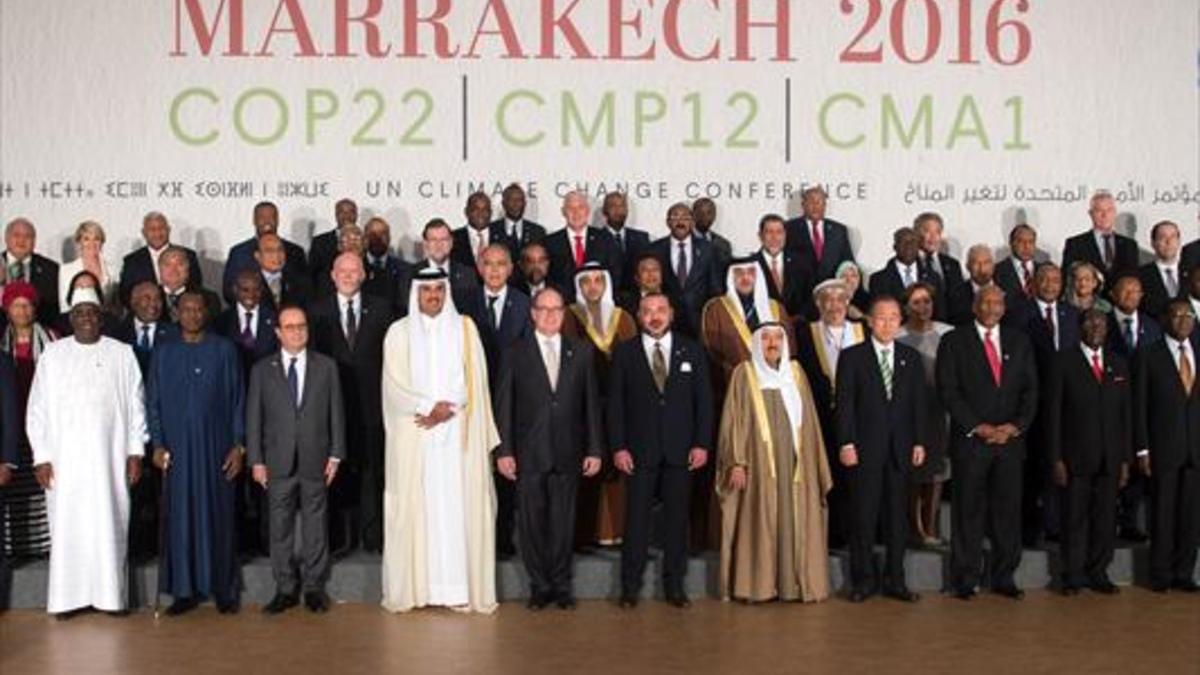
xmin=4 ymin=544 xmax=1196 ymax=610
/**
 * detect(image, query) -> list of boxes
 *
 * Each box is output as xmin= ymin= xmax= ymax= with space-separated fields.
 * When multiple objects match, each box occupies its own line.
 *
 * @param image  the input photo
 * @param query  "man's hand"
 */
xmin=153 ymin=446 xmax=171 ymax=471
xmin=992 ymin=424 xmax=1020 ymax=445
xmin=1118 ymin=462 xmax=1129 ymax=489
xmin=582 ymin=456 xmax=602 ymax=477
xmin=973 ymin=423 xmax=997 ymax=444
xmin=687 ymin=448 xmax=708 ymax=471
xmin=324 ymin=459 xmax=339 ymax=487
xmin=911 ymin=445 xmax=926 ymax=468
xmin=127 ymin=456 xmax=142 ymax=487
xmin=1051 ymin=460 xmax=1068 ymax=488
xmin=728 ymin=466 xmax=747 ymax=491
xmin=1138 ymin=455 xmax=1151 ymax=478
xmin=613 ymin=449 xmax=634 ymax=476
xmin=839 ymin=444 xmax=859 ymax=467
xmin=252 ymin=464 xmax=269 ymax=488
xmin=0 ymin=464 xmax=12 ymax=487
xmin=222 ymin=447 xmax=244 ymax=481
xmin=497 ymin=456 xmax=517 ymax=481
xmin=416 ymin=401 xmax=457 ymax=429
xmin=34 ymin=462 xmax=53 ymax=489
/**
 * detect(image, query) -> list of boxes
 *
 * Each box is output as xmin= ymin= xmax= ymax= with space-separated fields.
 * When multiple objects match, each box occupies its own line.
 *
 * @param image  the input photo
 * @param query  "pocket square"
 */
xmin=680 ymin=362 xmax=693 ymax=373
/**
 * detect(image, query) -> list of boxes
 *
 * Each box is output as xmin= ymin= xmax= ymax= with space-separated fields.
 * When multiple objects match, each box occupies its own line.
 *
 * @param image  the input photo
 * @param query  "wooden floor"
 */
xmin=1 ymin=590 xmax=1197 ymax=674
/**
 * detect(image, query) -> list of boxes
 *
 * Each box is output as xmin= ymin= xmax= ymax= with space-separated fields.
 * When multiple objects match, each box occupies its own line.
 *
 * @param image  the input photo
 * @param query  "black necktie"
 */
xmin=487 ymin=294 xmax=500 ymax=329
xmin=345 ymin=299 xmax=358 ymax=349
xmin=287 ymin=357 xmax=299 ymax=408
xmin=138 ymin=325 xmax=151 ymax=351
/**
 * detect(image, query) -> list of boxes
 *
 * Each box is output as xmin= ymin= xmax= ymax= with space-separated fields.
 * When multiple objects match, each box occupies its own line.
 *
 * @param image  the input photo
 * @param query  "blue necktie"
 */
xmin=138 ymin=325 xmax=151 ymax=351
xmin=287 ymin=356 xmax=299 ymax=408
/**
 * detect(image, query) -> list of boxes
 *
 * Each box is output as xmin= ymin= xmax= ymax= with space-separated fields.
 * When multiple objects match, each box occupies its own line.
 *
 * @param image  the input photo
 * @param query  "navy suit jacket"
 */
xmin=215 ymin=303 xmax=279 ymax=378
xmin=451 ymin=223 xmax=509 ymax=273
xmin=2 ymin=251 xmax=60 ymax=326
xmin=1181 ymin=240 xmax=1200 ymax=280
xmin=1022 ymin=301 xmax=1081 ymax=373
xmin=754 ymin=248 xmax=813 ymax=319
xmin=222 ymin=236 xmax=308 ymax=304
xmin=465 ymin=287 xmax=533 ymax=391
xmin=609 ymin=226 xmax=652 ymax=291
xmin=1106 ymin=311 xmax=1162 ymax=361
xmin=118 ymin=245 xmax=203 ymax=308
xmin=109 ymin=317 xmax=180 ymax=376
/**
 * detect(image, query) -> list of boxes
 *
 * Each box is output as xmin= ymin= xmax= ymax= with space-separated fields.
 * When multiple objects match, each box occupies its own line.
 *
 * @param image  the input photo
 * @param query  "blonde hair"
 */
xmin=74 ymin=220 xmax=106 ymax=245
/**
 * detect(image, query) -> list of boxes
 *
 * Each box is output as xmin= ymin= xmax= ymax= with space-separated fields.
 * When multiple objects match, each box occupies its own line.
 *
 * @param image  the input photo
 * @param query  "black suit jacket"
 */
xmin=836 ymin=341 xmax=927 ymax=469
xmin=0 ymin=357 xmax=20 ymax=467
xmin=1045 ymin=347 xmax=1132 ymax=475
xmin=651 ymin=235 xmax=721 ymax=336
xmin=1181 ymin=240 xmax=1200 ymax=281
xmin=544 ymin=227 xmax=623 ymax=302
xmin=259 ymin=269 xmax=313 ymax=313
xmin=993 ymin=257 xmax=1037 ymax=325
xmin=2 ymin=251 xmax=59 ymax=326
xmin=607 ymin=334 xmax=713 ymax=467
xmin=1061 ymin=230 xmax=1139 ymax=291
xmin=362 ymin=254 xmax=413 ymax=318
xmin=465 ymin=287 xmax=532 ymax=390
xmin=754 ymin=249 xmax=813 ymax=319
xmin=495 ymin=335 xmax=603 ymax=474
xmin=609 ymin=226 xmax=652 ymax=292
xmin=215 ymin=303 xmax=279 ymax=378
xmin=451 ymin=223 xmax=510 ymax=273
xmin=1105 ymin=311 xmax=1162 ymax=361
xmin=489 ymin=218 xmax=547 ymax=260
xmin=246 ymin=350 xmax=346 ymax=479
xmin=412 ymin=259 xmax=479 ymax=312
xmin=1022 ymin=301 xmax=1081 ymax=372
xmin=109 ymin=317 xmax=180 ymax=376
xmin=307 ymin=229 xmax=339 ymax=285
xmin=1137 ymin=261 xmax=1186 ymax=322
xmin=118 ymin=245 xmax=203 ymax=308
xmin=309 ymin=293 xmax=392 ymax=429
xmin=868 ymin=259 xmax=920 ymax=301
xmin=223 ymin=236 xmax=308 ymax=304
xmin=784 ymin=217 xmax=855 ymax=281
xmin=1134 ymin=339 xmax=1200 ymax=470
xmin=935 ymin=324 xmax=1039 ymax=457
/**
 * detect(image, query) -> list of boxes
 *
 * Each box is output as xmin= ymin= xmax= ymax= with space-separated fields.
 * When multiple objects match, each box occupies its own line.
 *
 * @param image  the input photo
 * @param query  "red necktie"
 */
xmin=1044 ymin=305 xmax=1057 ymax=349
xmin=573 ymin=234 xmax=585 ymax=268
xmin=1091 ymin=352 xmax=1104 ymax=384
xmin=811 ymin=221 xmax=824 ymax=263
xmin=983 ymin=329 xmax=1002 ymax=386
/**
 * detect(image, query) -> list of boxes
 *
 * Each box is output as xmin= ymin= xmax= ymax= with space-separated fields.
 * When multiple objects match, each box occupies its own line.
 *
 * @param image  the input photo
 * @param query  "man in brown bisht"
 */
xmin=717 ymin=322 xmax=832 ymax=602
xmin=562 ymin=261 xmax=637 ymax=547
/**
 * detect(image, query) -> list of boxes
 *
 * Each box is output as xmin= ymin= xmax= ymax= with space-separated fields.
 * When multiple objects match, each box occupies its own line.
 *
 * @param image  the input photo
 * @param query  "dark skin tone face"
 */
xmin=1081 ymin=310 xmax=1108 ymax=349
xmin=666 ymin=204 xmax=693 ymax=240
xmin=69 ymin=303 xmax=102 ymax=344
xmin=1035 ymin=266 xmax=1063 ymax=303
xmin=465 ymin=193 xmax=492 ymax=230
xmin=691 ymin=198 xmax=715 ymax=232
xmin=894 ymin=229 xmax=920 ymax=265
xmin=1164 ymin=301 xmax=1196 ymax=341
xmin=501 ymin=186 xmax=526 ymax=221
xmin=177 ymin=294 xmax=208 ymax=339
xmin=973 ymin=287 xmax=1006 ymax=328
xmin=235 ymin=271 xmax=263 ymax=309
xmin=335 ymin=199 xmax=357 ymax=228
xmin=602 ymin=193 xmax=628 ymax=229
xmin=1190 ymin=270 xmax=1200 ymax=300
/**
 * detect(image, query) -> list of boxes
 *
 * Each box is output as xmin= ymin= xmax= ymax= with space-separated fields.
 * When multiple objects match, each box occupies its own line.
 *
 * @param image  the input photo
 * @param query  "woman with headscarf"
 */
xmin=835 ymin=260 xmax=871 ymax=321
xmin=716 ymin=322 xmax=832 ymax=602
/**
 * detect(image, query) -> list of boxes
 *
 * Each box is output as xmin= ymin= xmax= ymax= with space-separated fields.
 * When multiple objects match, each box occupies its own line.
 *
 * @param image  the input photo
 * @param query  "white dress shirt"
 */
xmin=671 ymin=236 xmax=693 ymax=278
xmin=641 ymin=331 xmax=673 ymax=373
xmin=1156 ymin=259 xmax=1181 ymax=296
xmin=1037 ymin=299 xmax=1060 ymax=349
xmin=896 ymin=260 xmax=918 ymax=286
xmin=338 ymin=291 xmax=362 ymax=337
xmin=148 ymin=244 xmax=169 ymax=283
xmin=133 ymin=318 xmax=158 ymax=349
xmin=282 ymin=348 xmax=307 ymax=407
xmin=484 ymin=285 xmax=508 ymax=329
xmin=239 ymin=304 xmax=260 ymax=338
xmin=975 ymin=321 xmax=1003 ymax=360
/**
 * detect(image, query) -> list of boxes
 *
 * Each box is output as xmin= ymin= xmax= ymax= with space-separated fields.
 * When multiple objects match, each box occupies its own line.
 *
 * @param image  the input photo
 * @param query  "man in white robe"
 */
xmin=28 ymin=288 xmax=146 ymax=617
xmin=381 ymin=268 xmax=500 ymax=613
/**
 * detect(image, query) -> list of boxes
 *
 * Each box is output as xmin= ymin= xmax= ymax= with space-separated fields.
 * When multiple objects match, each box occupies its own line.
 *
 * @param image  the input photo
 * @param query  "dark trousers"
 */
xmin=496 ymin=473 xmax=517 ymax=556
xmin=129 ymin=452 xmax=159 ymax=561
xmin=268 ymin=475 xmax=330 ymax=595
xmin=1060 ymin=469 xmax=1118 ymax=586
xmin=358 ymin=425 xmax=385 ymax=551
xmin=847 ymin=460 xmax=909 ymax=591
xmin=1148 ymin=464 xmax=1200 ymax=586
xmin=951 ymin=446 xmax=1024 ymax=590
xmin=1116 ymin=472 xmax=1146 ymax=533
xmin=517 ymin=470 xmax=578 ymax=596
xmin=622 ymin=460 xmax=690 ymax=596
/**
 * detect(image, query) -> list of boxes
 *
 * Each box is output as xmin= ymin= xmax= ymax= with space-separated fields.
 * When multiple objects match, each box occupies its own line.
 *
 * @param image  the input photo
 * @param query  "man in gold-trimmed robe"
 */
xmin=717 ymin=322 xmax=832 ymax=602
xmin=562 ymin=262 xmax=637 ymax=546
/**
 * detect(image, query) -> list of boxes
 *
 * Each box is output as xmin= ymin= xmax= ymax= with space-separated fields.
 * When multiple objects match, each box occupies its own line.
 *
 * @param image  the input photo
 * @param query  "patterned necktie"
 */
xmin=138 ymin=324 xmax=151 ymax=351
xmin=241 ymin=312 xmax=254 ymax=349
xmin=287 ymin=356 xmax=300 ymax=408
xmin=770 ymin=256 xmax=783 ymax=293
xmin=676 ymin=242 xmax=689 ymax=284
xmin=1022 ymin=261 xmax=1035 ymax=296
xmin=345 ymin=298 xmax=358 ymax=349
xmin=811 ymin=221 xmax=824 ymax=263
xmin=651 ymin=341 xmax=667 ymax=393
xmin=903 ymin=264 xmax=914 ymax=287
xmin=983 ymin=329 xmax=1003 ymax=386
xmin=488 ymin=294 xmax=500 ymax=330
xmin=1045 ymin=305 xmax=1057 ymax=350
xmin=1091 ymin=351 xmax=1104 ymax=384
xmin=1180 ymin=344 xmax=1195 ymax=395
xmin=475 ymin=230 xmax=486 ymax=260
xmin=879 ymin=347 xmax=893 ymax=400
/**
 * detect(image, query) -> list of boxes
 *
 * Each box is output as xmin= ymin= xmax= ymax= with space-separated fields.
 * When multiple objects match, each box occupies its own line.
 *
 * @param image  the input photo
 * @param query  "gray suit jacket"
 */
xmin=246 ymin=350 xmax=346 ymax=480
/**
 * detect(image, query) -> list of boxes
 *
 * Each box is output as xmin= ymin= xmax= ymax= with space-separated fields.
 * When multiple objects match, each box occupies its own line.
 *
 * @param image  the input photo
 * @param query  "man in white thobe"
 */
xmin=28 ymin=288 xmax=146 ymax=617
xmin=381 ymin=268 xmax=500 ymax=613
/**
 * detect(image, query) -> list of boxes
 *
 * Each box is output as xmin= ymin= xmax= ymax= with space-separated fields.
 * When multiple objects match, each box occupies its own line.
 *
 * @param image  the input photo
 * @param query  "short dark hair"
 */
xmin=253 ymin=200 xmax=277 ymax=213
xmin=758 ymin=213 xmax=785 ymax=233
xmin=1150 ymin=220 xmax=1178 ymax=242
xmin=422 ymin=218 xmax=451 ymax=238
xmin=1008 ymin=223 xmax=1037 ymax=244
xmin=868 ymin=293 xmax=902 ymax=315
xmin=913 ymin=212 xmax=943 ymax=229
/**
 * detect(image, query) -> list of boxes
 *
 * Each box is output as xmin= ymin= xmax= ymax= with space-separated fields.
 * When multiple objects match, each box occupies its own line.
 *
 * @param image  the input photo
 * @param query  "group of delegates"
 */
xmin=0 ymin=185 xmax=1197 ymax=620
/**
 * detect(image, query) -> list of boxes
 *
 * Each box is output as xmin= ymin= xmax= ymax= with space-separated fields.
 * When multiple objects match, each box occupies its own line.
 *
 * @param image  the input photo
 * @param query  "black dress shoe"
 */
xmin=994 ymin=586 xmax=1025 ymax=600
xmin=1061 ymin=585 xmax=1080 ymax=597
xmin=952 ymin=587 xmax=976 ymax=601
xmin=526 ymin=592 xmax=549 ymax=610
xmin=555 ymin=593 xmax=577 ymax=610
xmin=1172 ymin=579 xmax=1200 ymax=593
xmin=262 ymin=593 xmax=299 ymax=615
xmin=165 ymin=598 xmax=199 ymax=616
xmin=884 ymin=588 xmax=920 ymax=603
xmin=1118 ymin=527 xmax=1149 ymax=543
xmin=848 ymin=588 xmax=870 ymax=603
xmin=216 ymin=600 xmax=240 ymax=615
xmin=1088 ymin=579 xmax=1120 ymax=595
xmin=666 ymin=592 xmax=691 ymax=608
xmin=1150 ymin=581 xmax=1170 ymax=593
xmin=618 ymin=594 xmax=638 ymax=609
xmin=304 ymin=591 xmax=331 ymax=613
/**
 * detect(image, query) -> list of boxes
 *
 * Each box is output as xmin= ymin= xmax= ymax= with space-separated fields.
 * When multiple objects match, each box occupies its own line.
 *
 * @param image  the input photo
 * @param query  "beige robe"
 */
xmin=381 ymin=317 xmax=500 ymax=614
xmin=701 ymin=296 xmax=796 ymax=391
xmin=717 ymin=361 xmax=833 ymax=602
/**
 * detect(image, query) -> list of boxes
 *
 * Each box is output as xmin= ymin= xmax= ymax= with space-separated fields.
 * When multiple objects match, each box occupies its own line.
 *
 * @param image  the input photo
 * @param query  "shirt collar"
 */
xmin=339 ymin=291 xmax=362 ymax=308
xmin=536 ymin=331 xmax=561 ymax=349
xmin=975 ymin=321 xmax=1000 ymax=341
xmin=282 ymin=347 xmax=306 ymax=362
xmin=1081 ymin=343 xmax=1104 ymax=362
xmin=642 ymin=331 xmax=672 ymax=349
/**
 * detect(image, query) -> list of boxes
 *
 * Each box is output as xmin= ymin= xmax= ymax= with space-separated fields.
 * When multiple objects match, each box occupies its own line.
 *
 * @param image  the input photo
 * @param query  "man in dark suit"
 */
xmin=785 ymin=186 xmax=855 ymax=282
xmin=544 ymin=191 xmax=622 ymax=301
xmin=1046 ymin=308 xmax=1131 ymax=595
xmin=1019 ymin=263 xmax=1079 ymax=545
xmin=1134 ymin=300 xmax=1200 ymax=593
xmin=309 ymin=253 xmax=393 ymax=555
xmin=946 ymin=245 xmax=998 ymax=326
xmin=691 ymin=198 xmax=732 ymax=270
xmin=495 ymin=287 xmax=602 ymax=609
xmin=609 ymin=293 xmax=713 ymax=608
xmin=836 ymin=295 xmax=926 ymax=603
xmin=913 ymin=212 xmax=964 ymax=322
xmin=650 ymin=203 xmax=720 ymax=336
xmin=0 ymin=357 xmax=19 ymax=573
xmin=307 ymin=198 xmax=357 ymax=287
xmin=1182 ymin=238 xmax=1200 ymax=281
xmin=601 ymin=192 xmax=651 ymax=292
xmin=159 ymin=247 xmax=221 ymax=324
xmin=868 ymin=227 xmax=922 ymax=303
xmin=753 ymin=213 xmax=812 ymax=319
xmin=257 ymin=233 xmax=313 ymax=312
xmin=215 ymin=269 xmax=279 ymax=378
xmin=1138 ymin=220 xmax=1186 ymax=320
xmin=119 ymin=211 xmax=203 ymax=308
xmin=248 ymin=305 xmax=346 ymax=614
xmin=362 ymin=216 xmax=413 ymax=318
xmin=936 ymin=286 xmax=1039 ymax=599
xmin=994 ymin=224 xmax=1040 ymax=325
xmin=3 ymin=217 xmax=60 ymax=326
xmin=1061 ymin=191 xmax=1139 ymax=292
xmin=413 ymin=218 xmax=478 ymax=311
xmin=451 ymin=191 xmax=506 ymax=276
xmin=465 ymin=243 xmax=532 ymax=559
xmin=223 ymin=201 xmax=309 ymax=304
xmin=491 ymin=183 xmax=546 ymax=262
xmin=616 ymin=251 xmax=688 ymax=334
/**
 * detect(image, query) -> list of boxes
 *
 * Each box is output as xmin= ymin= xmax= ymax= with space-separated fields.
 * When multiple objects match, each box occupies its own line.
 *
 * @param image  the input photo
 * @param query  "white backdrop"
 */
xmin=1 ymin=0 xmax=1197 ymax=281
